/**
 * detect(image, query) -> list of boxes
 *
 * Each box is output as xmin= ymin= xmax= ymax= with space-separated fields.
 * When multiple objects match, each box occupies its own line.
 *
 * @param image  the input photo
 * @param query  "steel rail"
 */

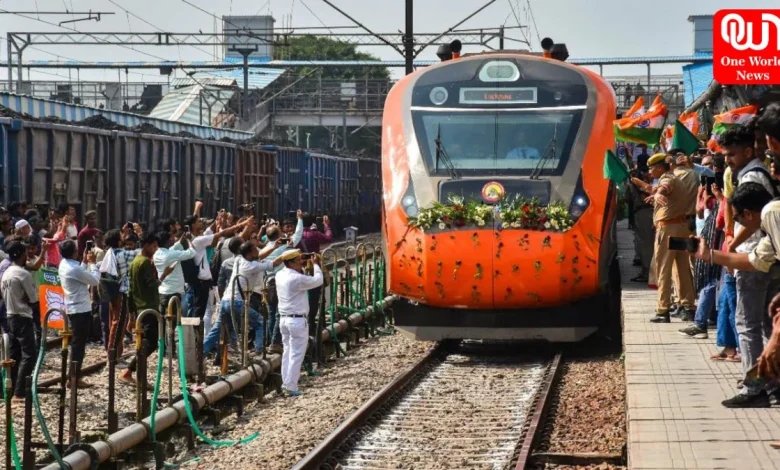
xmin=513 ymin=352 xmax=563 ymax=469
xmin=292 ymin=341 xmax=448 ymax=470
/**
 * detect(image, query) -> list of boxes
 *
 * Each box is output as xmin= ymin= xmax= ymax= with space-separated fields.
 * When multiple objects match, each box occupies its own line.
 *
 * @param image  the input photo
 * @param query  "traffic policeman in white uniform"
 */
xmin=275 ymin=249 xmax=323 ymax=397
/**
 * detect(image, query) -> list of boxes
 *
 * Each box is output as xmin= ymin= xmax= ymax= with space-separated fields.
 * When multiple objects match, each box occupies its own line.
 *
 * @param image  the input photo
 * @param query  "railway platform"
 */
xmin=619 ymin=222 xmax=780 ymax=470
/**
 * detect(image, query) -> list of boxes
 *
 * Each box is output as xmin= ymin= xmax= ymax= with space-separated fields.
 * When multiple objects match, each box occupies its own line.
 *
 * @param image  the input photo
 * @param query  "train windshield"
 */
xmin=413 ymin=109 xmax=583 ymax=177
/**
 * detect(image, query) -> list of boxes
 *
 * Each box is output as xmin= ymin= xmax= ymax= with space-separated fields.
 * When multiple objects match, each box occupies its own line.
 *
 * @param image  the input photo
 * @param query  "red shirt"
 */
xmin=77 ymin=226 xmax=101 ymax=258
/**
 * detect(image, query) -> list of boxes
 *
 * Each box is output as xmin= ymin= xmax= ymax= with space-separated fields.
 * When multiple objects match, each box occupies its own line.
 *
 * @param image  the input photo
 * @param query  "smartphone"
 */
xmin=316 ymin=216 xmax=323 ymax=226
xmin=714 ymin=172 xmax=724 ymax=191
xmin=86 ymin=240 xmax=94 ymax=251
xmin=772 ymin=152 xmax=780 ymax=176
xmin=698 ymin=148 xmax=708 ymax=156
xmin=287 ymin=211 xmax=297 ymax=221
xmin=701 ymin=175 xmax=715 ymax=196
xmin=184 ymin=225 xmax=191 ymax=234
xmin=668 ymin=237 xmax=699 ymax=253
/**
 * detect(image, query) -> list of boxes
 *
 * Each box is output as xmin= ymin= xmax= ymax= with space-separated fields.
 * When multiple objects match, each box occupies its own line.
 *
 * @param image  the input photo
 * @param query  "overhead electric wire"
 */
xmin=300 ymin=0 xmax=333 ymax=33
xmin=0 ymin=8 xmax=172 ymax=62
xmin=106 ymin=0 xmax=213 ymax=59
xmin=525 ymin=0 xmax=541 ymax=43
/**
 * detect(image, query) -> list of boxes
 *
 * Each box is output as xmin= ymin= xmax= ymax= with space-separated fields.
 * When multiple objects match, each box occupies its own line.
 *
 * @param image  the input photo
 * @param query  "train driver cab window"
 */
xmin=414 ymin=110 xmax=582 ymax=176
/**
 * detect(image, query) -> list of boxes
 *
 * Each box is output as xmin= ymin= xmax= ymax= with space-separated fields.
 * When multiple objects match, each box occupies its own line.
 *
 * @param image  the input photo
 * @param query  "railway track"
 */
xmin=294 ymin=341 xmax=562 ymax=470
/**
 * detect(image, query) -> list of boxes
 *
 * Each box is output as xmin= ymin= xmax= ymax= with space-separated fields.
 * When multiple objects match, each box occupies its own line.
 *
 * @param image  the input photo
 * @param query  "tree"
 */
xmin=274 ymin=35 xmax=390 ymax=80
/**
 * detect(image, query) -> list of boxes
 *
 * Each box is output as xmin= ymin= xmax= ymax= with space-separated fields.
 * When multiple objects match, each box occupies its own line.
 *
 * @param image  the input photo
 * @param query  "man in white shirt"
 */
xmin=202 ymin=240 xmax=281 ymax=356
xmin=154 ymin=231 xmax=196 ymax=313
xmin=181 ymin=214 xmax=250 ymax=323
xmin=719 ymin=125 xmax=780 ymax=407
xmin=58 ymin=239 xmax=99 ymax=388
xmin=275 ymin=249 xmax=323 ymax=397
xmin=265 ymin=211 xmax=304 ymax=354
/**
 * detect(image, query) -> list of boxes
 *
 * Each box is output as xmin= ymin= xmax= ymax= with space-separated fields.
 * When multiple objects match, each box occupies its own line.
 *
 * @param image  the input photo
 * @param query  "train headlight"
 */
xmin=402 ymin=194 xmax=419 ymax=217
xmin=478 ymin=61 xmax=520 ymax=82
xmin=568 ymin=174 xmax=589 ymax=223
xmin=429 ymin=87 xmax=449 ymax=106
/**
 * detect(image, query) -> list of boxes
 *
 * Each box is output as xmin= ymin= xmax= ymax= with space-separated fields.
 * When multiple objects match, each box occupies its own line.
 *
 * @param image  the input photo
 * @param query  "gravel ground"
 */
xmin=164 ymin=332 xmax=433 ymax=470
xmin=531 ymin=349 xmax=627 ymax=470
xmin=1 ymin=330 xmax=433 ymax=469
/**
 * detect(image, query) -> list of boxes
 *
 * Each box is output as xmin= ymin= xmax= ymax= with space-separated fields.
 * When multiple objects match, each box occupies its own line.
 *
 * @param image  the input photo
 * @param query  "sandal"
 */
xmin=711 ymin=351 xmax=728 ymax=361
xmin=118 ymin=375 xmax=137 ymax=387
xmin=726 ymin=355 xmax=741 ymax=363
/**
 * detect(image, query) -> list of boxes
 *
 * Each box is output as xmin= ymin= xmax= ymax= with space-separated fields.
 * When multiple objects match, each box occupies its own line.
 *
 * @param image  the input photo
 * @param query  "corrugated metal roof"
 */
xmin=4 ymin=54 xmax=713 ymax=68
xmin=682 ymin=62 xmax=714 ymax=107
xmin=149 ymin=84 xmax=235 ymax=126
xmin=0 ymin=91 xmax=251 ymax=140
xmin=189 ymin=68 xmax=286 ymax=90
xmin=170 ymin=77 xmax=237 ymax=88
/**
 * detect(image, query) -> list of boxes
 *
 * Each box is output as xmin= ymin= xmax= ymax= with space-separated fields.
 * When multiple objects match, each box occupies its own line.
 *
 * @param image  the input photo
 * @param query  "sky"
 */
xmin=0 ymin=0 xmax=777 ymax=83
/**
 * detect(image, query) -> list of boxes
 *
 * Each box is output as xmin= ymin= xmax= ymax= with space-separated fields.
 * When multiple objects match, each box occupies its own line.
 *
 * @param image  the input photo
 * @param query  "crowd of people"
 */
xmin=0 ymin=200 xmax=333 ymax=402
xmin=626 ymin=102 xmax=780 ymax=408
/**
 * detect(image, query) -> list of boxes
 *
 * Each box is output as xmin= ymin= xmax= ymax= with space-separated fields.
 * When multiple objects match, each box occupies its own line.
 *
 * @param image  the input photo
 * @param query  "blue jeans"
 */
xmin=202 ymin=300 xmax=264 ymax=354
xmin=183 ymin=286 xmax=194 ymax=318
xmin=266 ymin=302 xmax=282 ymax=345
xmin=694 ymin=280 xmax=717 ymax=330
xmin=717 ymin=271 xmax=738 ymax=349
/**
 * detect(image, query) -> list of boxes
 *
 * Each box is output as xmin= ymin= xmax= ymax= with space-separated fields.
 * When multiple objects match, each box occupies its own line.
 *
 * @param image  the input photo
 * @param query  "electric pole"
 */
xmin=404 ymin=0 xmax=414 ymax=75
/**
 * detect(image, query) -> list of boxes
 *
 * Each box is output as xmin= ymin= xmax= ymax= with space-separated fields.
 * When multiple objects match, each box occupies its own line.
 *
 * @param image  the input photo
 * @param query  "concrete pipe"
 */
xmin=42 ymin=295 xmax=396 ymax=470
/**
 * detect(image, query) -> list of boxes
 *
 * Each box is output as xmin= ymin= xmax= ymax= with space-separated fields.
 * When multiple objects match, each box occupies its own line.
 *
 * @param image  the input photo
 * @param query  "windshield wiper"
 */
xmin=530 ymin=122 xmax=559 ymax=180
xmin=434 ymin=124 xmax=461 ymax=179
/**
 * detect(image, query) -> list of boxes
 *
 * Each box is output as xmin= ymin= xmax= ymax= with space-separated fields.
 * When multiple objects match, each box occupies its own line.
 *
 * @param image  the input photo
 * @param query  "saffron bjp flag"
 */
xmin=671 ymin=119 xmax=701 ymax=156
xmin=678 ymin=111 xmax=701 ymax=137
xmin=613 ymin=96 xmax=668 ymax=145
xmin=662 ymin=124 xmax=675 ymax=151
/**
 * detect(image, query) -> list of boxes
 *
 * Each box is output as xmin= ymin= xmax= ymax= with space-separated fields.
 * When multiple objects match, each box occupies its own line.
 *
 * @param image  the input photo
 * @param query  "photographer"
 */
xmin=276 ymin=249 xmax=324 ymax=397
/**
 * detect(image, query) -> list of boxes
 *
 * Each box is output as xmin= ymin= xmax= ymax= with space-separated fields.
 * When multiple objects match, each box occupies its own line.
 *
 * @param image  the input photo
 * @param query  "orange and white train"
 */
xmin=381 ymin=40 xmax=621 ymax=342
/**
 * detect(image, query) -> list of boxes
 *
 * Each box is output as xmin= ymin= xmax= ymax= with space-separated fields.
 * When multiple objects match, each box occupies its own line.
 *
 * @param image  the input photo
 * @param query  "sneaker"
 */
xmin=678 ymin=325 xmax=708 ymax=339
xmin=679 ymin=309 xmax=695 ymax=322
xmin=285 ymin=389 xmax=302 ymax=397
xmin=722 ymin=391 xmax=770 ymax=408
xmin=768 ymin=389 xmax=780 ymax=407
xmin=650 ymin=313 xmax=670 ymax=323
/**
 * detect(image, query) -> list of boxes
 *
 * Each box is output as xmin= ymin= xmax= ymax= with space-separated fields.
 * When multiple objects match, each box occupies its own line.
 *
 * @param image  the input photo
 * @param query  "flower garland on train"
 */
xmin=407 ymin=195 xmax=574 ymax=232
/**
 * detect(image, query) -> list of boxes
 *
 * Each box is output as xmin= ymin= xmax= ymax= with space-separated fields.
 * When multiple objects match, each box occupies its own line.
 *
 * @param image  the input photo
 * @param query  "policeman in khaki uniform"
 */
xmin=646 ymin=153 xmax=695 ymax=323
xmin=670 ymin=152 xmax=700 ymax=320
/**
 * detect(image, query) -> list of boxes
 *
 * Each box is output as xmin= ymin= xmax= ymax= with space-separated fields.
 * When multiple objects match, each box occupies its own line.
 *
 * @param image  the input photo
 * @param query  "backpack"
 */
xmin=99 ymin=250 xmax=122 ymax=301
xmin=181 ymin=256 xmax=201 ymax=285
xmin=209 ymin=240 xmax=226 ymax=282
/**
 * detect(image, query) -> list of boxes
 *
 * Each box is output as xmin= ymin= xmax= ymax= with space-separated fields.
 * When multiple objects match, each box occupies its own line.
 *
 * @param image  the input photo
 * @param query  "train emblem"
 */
xmin=481 ymin=181 xmax=505 ymax=203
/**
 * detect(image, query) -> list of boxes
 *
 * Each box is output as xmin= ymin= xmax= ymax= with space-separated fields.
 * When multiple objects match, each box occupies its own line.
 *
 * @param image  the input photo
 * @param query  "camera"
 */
xmin=238 ymin=203 xmax=256 ymax=215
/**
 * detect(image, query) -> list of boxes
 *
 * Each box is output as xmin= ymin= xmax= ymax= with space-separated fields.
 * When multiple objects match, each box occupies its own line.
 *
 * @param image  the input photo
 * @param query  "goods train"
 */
xmin=381 ymin=39 xmax=621 ymax=342
xmin=0 ymin=117 xmax=381 ymax=234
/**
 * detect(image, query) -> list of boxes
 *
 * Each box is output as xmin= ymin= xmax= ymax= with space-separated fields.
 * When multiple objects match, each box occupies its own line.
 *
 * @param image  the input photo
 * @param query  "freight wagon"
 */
xmin=0 ymin=117 xmax=382 ymax=235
